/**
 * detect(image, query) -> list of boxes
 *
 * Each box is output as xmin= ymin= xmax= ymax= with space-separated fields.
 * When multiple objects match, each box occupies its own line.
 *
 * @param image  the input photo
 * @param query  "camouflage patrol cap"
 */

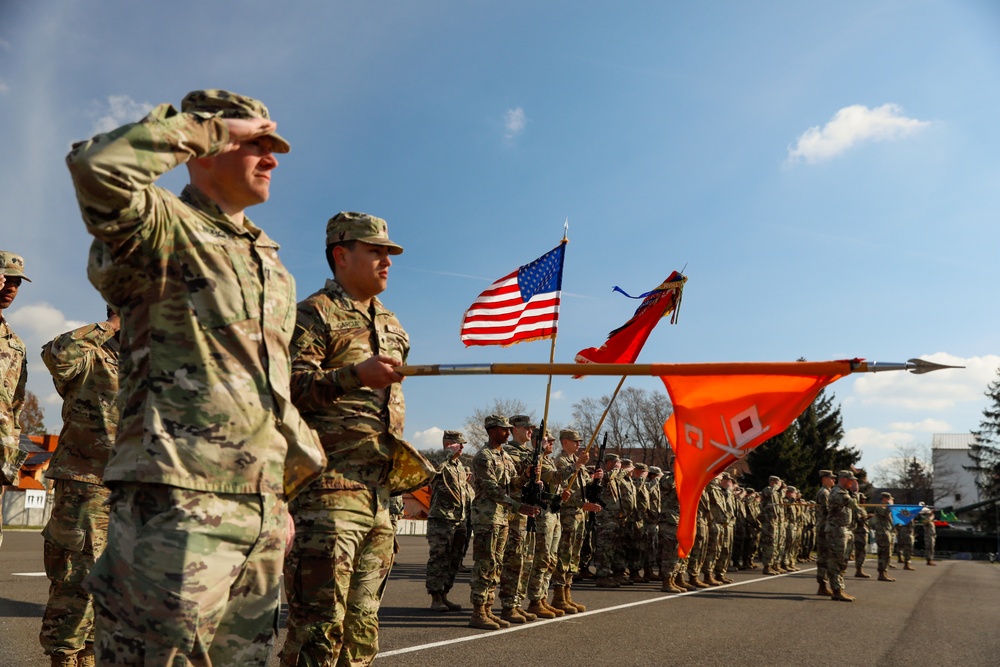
xmin=181 ymin=89 xmax=290 ymax=153
xmin=605 ymin=453 xmax=620 ymax=462
xmin=325 ymin=212 xmax=403 ymax=255
xmin=838 ymin=469 xmax=857 ymax=480
xmin=620 ymin=458 xmax=633 ymax=467
xmin=484 ymin=414 xmax=512 ymax=429
xmin=721 ymin=472 xmax=733 ymax=481
xmin=648 ymin=466 xmax=662 ymax=475
xmin=818 ymin=470 xmax=834 ymax=479
xmin=509 ymin=414 xmax=535 ymax=428
xmin=768 ymin=475 xmax=782 ymax=484
xmin=785 ymin=486 xmax=797 ymax=493
xmin=0 ymin=251 xmax=30 ymax=282
xmin=559 ymin=428 xmax=582 ymax=441
xmin=443 ymin=430 xmax=467 ymax=444
xmin=881 ymin=491 xmax=893 ymax=499
xmin=634 ymin=463 xmax=648 ymax=472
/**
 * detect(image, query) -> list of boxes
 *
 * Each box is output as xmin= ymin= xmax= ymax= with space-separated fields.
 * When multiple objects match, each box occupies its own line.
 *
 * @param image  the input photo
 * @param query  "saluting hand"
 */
xmin=220 ymin=117 xmax=279 ymax=153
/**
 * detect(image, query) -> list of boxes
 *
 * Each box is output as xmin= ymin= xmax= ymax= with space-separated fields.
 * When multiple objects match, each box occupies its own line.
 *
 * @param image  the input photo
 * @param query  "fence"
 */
xmin=2 ymin=488 xmax=53 ymax=528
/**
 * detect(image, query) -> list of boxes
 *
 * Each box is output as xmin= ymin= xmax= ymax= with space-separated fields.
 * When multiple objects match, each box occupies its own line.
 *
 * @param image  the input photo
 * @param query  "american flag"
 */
xmin=460 ymin=243 xmax=566 ymax=346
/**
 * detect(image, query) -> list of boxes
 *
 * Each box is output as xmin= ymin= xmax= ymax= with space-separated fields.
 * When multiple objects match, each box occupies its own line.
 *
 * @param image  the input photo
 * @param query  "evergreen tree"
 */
xmin=967 ymin=367 xmax=1000 ymax=531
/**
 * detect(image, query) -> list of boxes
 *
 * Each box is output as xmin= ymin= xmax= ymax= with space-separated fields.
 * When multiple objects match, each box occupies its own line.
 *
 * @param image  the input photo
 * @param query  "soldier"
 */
xmin=524 ymin=431 xmax=562 ymax=619
xmin=38 ymin=313 xmax=119 ymax=667
xmin=759 ymin=476 xmax=784 ymax=575
xmin=550 ymin=428 xmax=600 ymax=613
xmin=594 ymin=454 xmax=625 ymax=587
xmin=685 ymin=486 xmax=712 ymax=588
xmin=0 ymin=258 xmax=29 ymax=551
xmin=781 ymin=486 xmax=800 ymax=572
xmin=898 ymin=516 xmax=916 ymax=570
xmin=468 ymin=415 xmax=540 ymax=630
xmin=920 ymin=507 xmax=937 ymax=565
xmin=282 ymin=211 xmax=434 ymax=666
xmin=498 ymin=414 xmax=538 ymax=623
xmin=701 ymin=474 xmax=726 ymax=586
xmin=873 ymin=492 xmax=896 ymax=581
xmin=67 ymin=89 xmax=327 ymax=665
xmin=853 ymin=492 xmax=871 ymax=579
xmin=627 ymin=462 xmax=650 ymax=583
xmin=426 ymin=430 xmax=470 ymax=612
xmin=657 ymin=464 xmax=688 ymax=593
xmin=742 ymin=489 xmax=761 ymax=570
xmin=643 ymin=466 xmax=662 ymax=580
xmin=815 ymin=470 xmax=835 ymax=596
xmin=710 ymin=473 xmax=736 ymax=584
xmin=827 ymin=470 xmax=860 ymax=602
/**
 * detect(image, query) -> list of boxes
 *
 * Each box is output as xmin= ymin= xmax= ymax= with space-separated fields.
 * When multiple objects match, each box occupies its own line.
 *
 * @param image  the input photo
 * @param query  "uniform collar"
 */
xmin=322 ymin=278 xmax=387 ymax=317
xmin=180 ymin=184 xmax=272 ymax=243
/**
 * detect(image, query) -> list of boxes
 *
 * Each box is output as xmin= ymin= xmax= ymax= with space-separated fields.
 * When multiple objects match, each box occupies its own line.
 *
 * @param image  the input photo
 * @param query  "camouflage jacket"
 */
xmin=630 ymin=476 xmax=648 ymax=527
xmin=428 ymin=457 xmax=468 ymax=521
xmin=657 ymin=474 xmax=680 ymax=525
xmin=502 ymin=439 xmax=534 ymax=502
xmin=815 ymin=486 xmax=831 ymax=527
xmin=66 ymin=104 xmax=325 ymax=498
xmin=826 ymin=485 xmax=858 ymax=530
xmin=554 ymin=452 xmax=589 ymax=509
xmin=0 ymin=317 xmax=27 ymax=485
xmin=707 ymin=480 xmax=729 ymax=526
xmin=290 ymin=278 xmax=432 ymax=493
xmin=471 ymin=444 xmax=522 ymax=527
xmin=41 ymin=321 xmax=120 ymax=484
xmin=759 ymin=485 xmax=784 ymax=525
xmin=873 ymin=505 xmax=894 ymax=535
xmin=645 ymin=477 xmax=661 ymax=522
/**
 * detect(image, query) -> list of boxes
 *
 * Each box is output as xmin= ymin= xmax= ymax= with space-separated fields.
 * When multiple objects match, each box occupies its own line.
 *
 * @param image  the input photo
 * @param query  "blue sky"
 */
xmin=2 ymin=1 xmax=998 ymax=483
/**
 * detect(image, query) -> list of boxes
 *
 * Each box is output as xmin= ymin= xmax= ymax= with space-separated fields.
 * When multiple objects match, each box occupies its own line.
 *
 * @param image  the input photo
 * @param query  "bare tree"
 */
xmin=18 ymin=390 xmax=46 ymax=436
xmin=464 ymin=397 xmax=531 ymax=452
xmin=571 ymin=386 xmax=673 ymax=463
xmin=872 ymin=442 xmax=935 ymax=504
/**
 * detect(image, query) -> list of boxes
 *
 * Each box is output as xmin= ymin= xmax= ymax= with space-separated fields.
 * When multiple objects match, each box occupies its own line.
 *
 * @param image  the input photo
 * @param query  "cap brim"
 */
xmin=359 ymin=237 xmax=404 ymax=255
xmin=268 ymin=131 xmax=291 ymax=154
xmin=1 ymin=271 xmax=30 ymax=282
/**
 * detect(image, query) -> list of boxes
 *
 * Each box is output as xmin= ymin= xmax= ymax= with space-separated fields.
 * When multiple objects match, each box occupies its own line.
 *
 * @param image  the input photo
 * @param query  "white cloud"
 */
xmin=551 ymin=390 xmax=564 ymax=400
xmin=786 ymin=103 xmax=929 ymax=164
xmin=887 ymin=418 xmax=952 ymax=432
xmin=849 ymin=353 xmax=998 ymax=411
xmin=504 ymin=107 xmax=526 ymax=140
xmin=0 ymin=79 xmax=9 ymax=94
xmin=411 ymin=426 xmax=445 ymax=448
xmin=92 ymin=94 xmax=154 ymax=135
xmin=7 ymin=302 xmax=87 ymax=349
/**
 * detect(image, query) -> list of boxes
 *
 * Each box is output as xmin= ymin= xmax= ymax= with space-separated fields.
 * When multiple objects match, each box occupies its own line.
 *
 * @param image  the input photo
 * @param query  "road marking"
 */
xmin=12 ymin=572 xmax=47 ymax=577
xmin=379 ymin=568 xmax=817 ymax=657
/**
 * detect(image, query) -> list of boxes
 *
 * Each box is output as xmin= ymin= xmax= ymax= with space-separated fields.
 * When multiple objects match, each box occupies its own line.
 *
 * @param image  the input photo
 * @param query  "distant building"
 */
xmin=932 ymin=433 xmax=983 ymax=509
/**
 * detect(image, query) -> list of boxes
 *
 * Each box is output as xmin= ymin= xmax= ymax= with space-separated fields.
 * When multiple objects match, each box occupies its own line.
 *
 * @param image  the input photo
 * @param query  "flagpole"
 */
xmin=539 ymin=229 xmax=570 ymax=429
xmin=397 ymin=358 xmax=963 ymax=378
xmin=561 ymin=374 xmax=627 ymax=500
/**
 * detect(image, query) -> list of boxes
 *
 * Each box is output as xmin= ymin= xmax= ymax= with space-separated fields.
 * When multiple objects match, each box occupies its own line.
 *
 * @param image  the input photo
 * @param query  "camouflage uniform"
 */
xmin=470 ymin=438 xmax=522 ymax=606
xmin=759 ymin=481 xmax=783 ymax=573
xmin=0 ymin=251 xmax=30 ymax=550
xmin=710 ymin=481 xmax=735 ymax=580
xmin=853 ymin=498 xmax=870 ymax=574
xmin=526 ymin=449 xmax=561 ymax=602
xmin=685 ymin=489 xmax=711 ymax=581
xmin=826 ymin=482 xmax=859 ymax=596
xmin=552 ymin=450 xmax=590 ymax=588
xmin=38 ymin=321 xmax=119 ymax=662
xmin=593 ymin=461 xmax=626 ymax=581
xmin=498 ymin=434 xmax=534 ymax=611
xmin=283 ymin=265 xmax=433 ymax=666
xmin=898 ymin=521 xmax=914 ymax=564
xmin=815 ymin=483 xmax=832 ymax=587
xmin=67 ymin=90 xmax=326 ymax=666
xmin=873 ymin=503 xmax=895 ymax=575
xmin=642 ymin=471 xmax=661 ymax=577
xmin=425 ymin=456 xmax=469 ymax=597
xmin=657 ymin=472 xmax=681 ymax=580
xmin=920 ymin=510 xmax=937 ymax=563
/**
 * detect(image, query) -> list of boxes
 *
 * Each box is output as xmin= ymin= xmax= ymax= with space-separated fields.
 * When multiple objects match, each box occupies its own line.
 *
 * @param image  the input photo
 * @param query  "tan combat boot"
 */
xmin=715 ymin=572 xmax=734 ymax=584
xmin=469 ymin=603 xmax=501 ymax=630
xmin=542 ymin=597 xmax=565 ymax=617
xmin=689 ymin=572 xmax=709 ymax=589
xmin=817 ymin=580 xmax=833 ymax=596
xmin=854 ymin=566 xmax=871 ymax=578
xmin=50 ymin=655 xmax=77 ymax=667
xmin=76 ymin=646 xmax=96 ymax=667
xmin=486 ymin=595 xmax=510 ymax=628
xmin=677 ymin=574 xmax=698 ymax=592
xmin=927 ymin=560 xmax=937 ymax=566
xmin=565 ymin=585 xmax=586 ymax=612
xmin=878 ymin=571 xmax=895 ymax=582
xmin=518 ymin=605 xmax=537 ymax=621
xmin=441 ymin=592 xmax=462 ymax=611
xmin=430 ymin=593 xmax=450 ymax=612
xmin=831 ymin=589 xmax=855 ymax=602
xmin=500 ymin=607 xmax=528 ymax=624
xmin=702 ymin=571 xmax=722 ymax=587
xmin=551 ymin=586 xmax=576 ymax=614
xmin=526 ymin=599 xmax=556 ymax=619
xmin=904 ymin=561 xmax=915 ymax=571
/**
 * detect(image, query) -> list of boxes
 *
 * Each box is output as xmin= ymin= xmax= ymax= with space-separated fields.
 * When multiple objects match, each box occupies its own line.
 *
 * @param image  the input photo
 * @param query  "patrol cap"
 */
xmin=443 ymin=430 xmax=467 ymax=444
xmin=620 ymin=458 xmax=633 ymax=467
xmin=509 ymin=414 xmax=535 ymax=428
xmin=181 ymin=89 xmax=290 ymax=153
xmin=484 ymin=414 xmax=512 ymax=429
xmin=768 ymin=475 xmax=782 ymax=484
xmin=818 ymin=470 xmax=834 ymax=479
xmin=880 ymin=492 xmax=893 ymax=499
xmin=785 ymin=486 xmax=797 ymax=493
xmin=720 ymin=472 xmax=733 ymax=481
xmin=559 ymin=428 xmax=582 ymax=441
xmin=648 ymin=466 xmax=662 ymax=475
xmin=604 ymin=453 xmax=620 ymax=462
xmin=634 ymin=463 xmax=648 ymax=472
xmin=0 ymin=251 xmax=30 ymax=282
xmin=325 ymin=212 xmax=403 ymax=255
xmin=838 ymin=469 xmax=857 ymax=481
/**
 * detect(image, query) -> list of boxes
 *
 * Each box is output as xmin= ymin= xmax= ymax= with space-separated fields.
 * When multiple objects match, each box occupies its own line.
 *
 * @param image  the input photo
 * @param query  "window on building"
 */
xmin=956 ymin=493 xmax=962 ymax=502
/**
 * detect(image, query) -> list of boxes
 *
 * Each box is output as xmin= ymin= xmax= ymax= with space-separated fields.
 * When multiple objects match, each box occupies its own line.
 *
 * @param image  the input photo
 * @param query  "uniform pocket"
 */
xmin=178 ymin=244 xmax=261 ymax=328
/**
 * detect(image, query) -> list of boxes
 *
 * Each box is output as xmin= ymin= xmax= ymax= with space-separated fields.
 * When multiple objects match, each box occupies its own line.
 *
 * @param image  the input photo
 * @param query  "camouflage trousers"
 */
xmin=592 ymin=511 xmax=624 ymax=577
xmin=425 ymin=518 xmax=468 ymax=595
xmin=758 ymin=520 xmax=778 ymax=568
xmin=923 ymin=530 xmax=936 ymax=561
xmin=826 ymin=526 xmax=851 ymax=592
xmin=711 ymin=523 xmax=733 ymax=576
xmin=470 ymin=523 xmax=508 ymax=605
xmin=527 ymin=510 xmax=561 ymax=600
xmin=640 ymin=522 xmax=658 ymax=574
xmin=815 ymin=525 xmax=830 ymax=582
xmin=657 ymin=521 xmax=680 ymax=577
xmin=898 ymin=528 xmax=914 ymax=562
xmin=782 ymin=524 xmax=799 ymax=567
xmin=281 ymin=487 xmax=395 ymax=667
xmin=552 ymin=508 xmax=586 ymax=587
xmin=853 ymin=529 xmax=868 ymax=568
xmin=88 ymin=484 xmax=285 ymax=667
xmin=40 ymin=479 xmax=110 ymax=657
xmin=686 ymin=518 xmax=709 ymax=576
xmin=625 ymin=521 xmax=644 ymax=574
xmin=499 ymin=513 xmax=532 ymax=608
xmin=876 ymin=530 xmax=893 ymax=572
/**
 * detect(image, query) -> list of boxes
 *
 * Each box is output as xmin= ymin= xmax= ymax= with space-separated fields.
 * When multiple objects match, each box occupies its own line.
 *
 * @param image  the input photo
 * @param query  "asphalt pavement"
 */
xmin=3 ymin=531 xmax=999 ymax=666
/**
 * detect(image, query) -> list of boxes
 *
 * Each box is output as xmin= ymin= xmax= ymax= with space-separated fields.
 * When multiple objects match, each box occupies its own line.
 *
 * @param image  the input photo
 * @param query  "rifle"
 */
xmin=522 ymin=419 xmax=545 ymax=533
xmin=584 ymin=433 xmax=608 ymax=506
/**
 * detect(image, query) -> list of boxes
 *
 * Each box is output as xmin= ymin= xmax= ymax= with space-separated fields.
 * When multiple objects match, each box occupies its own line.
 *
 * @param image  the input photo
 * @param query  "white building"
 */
xmin=931 ymin=433 xmax=984 ymax=509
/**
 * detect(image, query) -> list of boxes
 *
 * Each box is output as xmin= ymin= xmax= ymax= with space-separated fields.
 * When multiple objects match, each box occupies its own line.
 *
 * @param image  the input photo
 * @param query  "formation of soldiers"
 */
xmin=423 ymin=433 xmax=944 ymax=627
